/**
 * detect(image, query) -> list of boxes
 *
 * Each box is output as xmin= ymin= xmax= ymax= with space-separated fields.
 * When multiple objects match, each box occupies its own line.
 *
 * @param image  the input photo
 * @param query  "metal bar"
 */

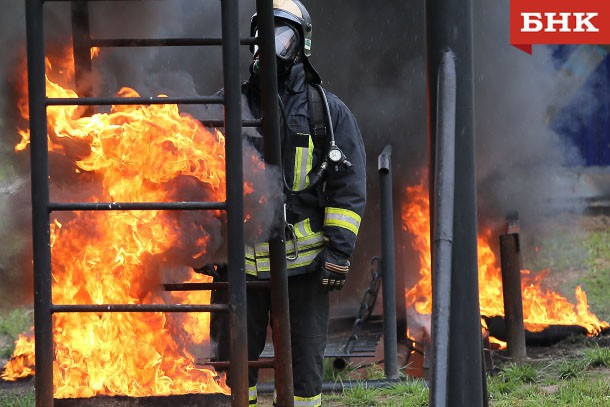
xmin=430 ymin=50 xmax=457 ymax=407
xmin=378 ymin=145 xmax=398 ymax=380
xmin=51 ymin=304 xmax=229 ymax=313
xmin=46 ymin=95 xmax=223 ymax=106
xmin=256 ymin=0 xmax=294 ymax=404
xmin=163 ymin=281 xmax=270 ymax=291
xmin=89 ymin=37 xmax=257 ymax=47
xmin=258 ymin=378 xmax=406 ymax=394
xmin=206 ymin=359 xmax=275 ymax=370
xmin=26 ymin=0 xmax=53 ymax=405
xmin=49 ymin=201 xmax=226 ymax=211
xmin=426 ymin=0 xmax=484 ymax=406
xmin=220 ymin=0 xmax=248 ymax=406
xmin=499 ymin=227 xmax=526 ymax=359
xmin=70 ymin=1 xmax=94 ymax=117
xmin=200 ymin=119 xmax=262 ymax=128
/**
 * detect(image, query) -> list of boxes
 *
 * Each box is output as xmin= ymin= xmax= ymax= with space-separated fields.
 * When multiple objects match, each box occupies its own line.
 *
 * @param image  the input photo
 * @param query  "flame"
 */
xmin=1 ymin=51 xmax=256 ymax=397
xmin=402 ymin=177 xmax=609 ymax=337
xmin=1 ymin=332 xmax=35 ymax=381
xmin=90 ymin=47 xmax=100 ymax=60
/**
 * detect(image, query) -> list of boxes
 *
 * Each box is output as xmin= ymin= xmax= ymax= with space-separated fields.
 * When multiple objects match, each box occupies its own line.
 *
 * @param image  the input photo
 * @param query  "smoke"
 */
xmin=0 ymin=0 xmax=596 ymax=314
xmin=473 ymin=0 xmax=590 ymax=230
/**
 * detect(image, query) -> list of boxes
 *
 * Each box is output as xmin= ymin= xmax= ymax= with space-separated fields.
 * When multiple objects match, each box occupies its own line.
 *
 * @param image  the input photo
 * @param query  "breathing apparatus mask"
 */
xmin=251 ymin=22 xmax=302 ymax=76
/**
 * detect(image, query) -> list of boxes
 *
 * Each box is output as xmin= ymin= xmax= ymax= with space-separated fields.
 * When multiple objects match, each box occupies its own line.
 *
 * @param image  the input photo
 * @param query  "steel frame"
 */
xmin=24 ymin=0 xmax=263 ymax=405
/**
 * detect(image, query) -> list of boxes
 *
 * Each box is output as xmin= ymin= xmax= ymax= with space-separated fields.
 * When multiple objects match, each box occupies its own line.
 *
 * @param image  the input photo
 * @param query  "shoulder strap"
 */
xmin=307 ymin=84 xmax=327 ymax=147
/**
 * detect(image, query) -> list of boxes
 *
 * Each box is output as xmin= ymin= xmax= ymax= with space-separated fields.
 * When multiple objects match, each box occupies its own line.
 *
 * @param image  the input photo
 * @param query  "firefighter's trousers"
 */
xmin=211 ymin=271 xmax=329 ymax=403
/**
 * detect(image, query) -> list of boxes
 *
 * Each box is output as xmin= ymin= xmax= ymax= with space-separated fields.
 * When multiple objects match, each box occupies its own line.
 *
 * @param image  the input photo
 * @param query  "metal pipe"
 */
xmin=200 ymin=119 xmax=262 ymax=128
xmin=256 ymin=0 xmax=294 ymax=404
xmin=26 ymin=0 xmax=53 ymax=405
xmin=499 ymin=216 xmax=526 ymax=359
xmin=220 ymin=0 xmax=248 ymax=405
xmin=163 ymin=281 xmax=270 ymax=291
xmin=46 ymin=95 xmax=223 ymax=106
xmin=378 ymin=145 xmax=398 ymax=380
xmin=430 ymin=50 xmax=456 ymax=407
xmin=51 ymin=304 xmax=229 ymax=313
xmin=257 ymin=378 xmax=407 ymax=393
xmin=426 ymin=0 xmax=484 ymax=405
xmin=206 ymin=359 xmax=275 ymax=370
xmin=89 ymin=37 xmax=257 ymax=47
xmin=49 ymin=201 xmax=226 ymax=211
xmin=70 ymin=1 xmax=93 ymax=117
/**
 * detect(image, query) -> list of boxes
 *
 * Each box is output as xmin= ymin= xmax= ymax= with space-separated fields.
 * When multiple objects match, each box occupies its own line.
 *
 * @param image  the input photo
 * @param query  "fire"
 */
xmin=402 ymin=177 xmax=609 ymax=337
xmin=0 ymin=50 xmax=258 ymax=397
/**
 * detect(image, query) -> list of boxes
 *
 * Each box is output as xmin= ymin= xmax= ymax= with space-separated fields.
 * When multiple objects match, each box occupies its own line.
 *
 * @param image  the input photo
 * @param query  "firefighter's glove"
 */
xmin=318 ymin=249 xmax=350 ymax=292
xmin=193 ymin=264 xmax=222 ymax=279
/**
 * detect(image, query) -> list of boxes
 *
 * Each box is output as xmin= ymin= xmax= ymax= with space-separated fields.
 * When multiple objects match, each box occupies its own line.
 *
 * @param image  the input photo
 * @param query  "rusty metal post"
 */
xmin=220 ymin=0 xmax=249 ymax=405
xmin=25 ymin=0 xmax=54 ymax=405
xmin=256 ymin=0 xmax=294 ymax=404
xmin=499 ymin=214 xmax=526 ymax=359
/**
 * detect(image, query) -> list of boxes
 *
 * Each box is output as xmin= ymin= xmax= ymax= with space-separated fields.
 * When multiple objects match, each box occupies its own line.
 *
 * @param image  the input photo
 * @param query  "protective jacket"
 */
xmin=242 ymin=63 xmax=366 ymax=279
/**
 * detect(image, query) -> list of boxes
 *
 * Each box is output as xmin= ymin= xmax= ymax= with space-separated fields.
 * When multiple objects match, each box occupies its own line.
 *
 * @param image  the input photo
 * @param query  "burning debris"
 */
xmin=401 ymin=178 xmax=609 ymax=346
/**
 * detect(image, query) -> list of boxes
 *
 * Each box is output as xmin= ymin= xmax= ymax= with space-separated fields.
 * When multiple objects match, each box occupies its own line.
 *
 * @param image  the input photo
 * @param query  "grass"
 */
xmin=0 ymin=308 xmax=33 ymax=359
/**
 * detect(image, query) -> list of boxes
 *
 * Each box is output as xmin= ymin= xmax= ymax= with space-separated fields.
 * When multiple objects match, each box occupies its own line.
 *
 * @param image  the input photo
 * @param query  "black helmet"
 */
xmin=250 ymin=0 xmax=321 ymax=83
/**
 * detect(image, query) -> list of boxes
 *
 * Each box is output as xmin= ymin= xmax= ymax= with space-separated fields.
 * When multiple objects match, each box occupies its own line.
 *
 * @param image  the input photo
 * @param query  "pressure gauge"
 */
xmin=328 ymin=146 xmax=343 ymax=163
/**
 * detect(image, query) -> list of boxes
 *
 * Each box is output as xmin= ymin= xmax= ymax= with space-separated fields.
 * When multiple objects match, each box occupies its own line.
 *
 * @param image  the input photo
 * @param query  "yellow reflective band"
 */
xmin=292 ymin=134 xmax=314 ymax=191
xmin=324 ymin=207 xmax=361 ymax=235
xmin=246 ymin=259 xmax=257 ymax=276
xmin=255 ymin=247 xmax=322 ymax=272
xmin=253 ymin=232 xmax=324 ymax=258
xmin=295 ymin=394 xmax=322 ymax=407
xmin=304 ymin=218 xmax=314 ymax=235
xmin=249 ymin=385 xmax=257 ymax=405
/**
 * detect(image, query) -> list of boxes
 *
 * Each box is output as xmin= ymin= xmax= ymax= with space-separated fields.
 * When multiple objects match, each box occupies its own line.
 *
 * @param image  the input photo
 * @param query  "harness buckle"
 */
xmin=284 ymin=203 xmax=299 ymax=261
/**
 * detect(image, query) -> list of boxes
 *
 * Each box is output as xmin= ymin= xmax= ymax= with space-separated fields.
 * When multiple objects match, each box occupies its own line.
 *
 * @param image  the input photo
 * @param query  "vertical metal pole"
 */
xmin=255 ymin=0 xmax=294 ymax=405
xmin=430 ymin=50 xmax=456 ymax=407
xmin=220 ymin=1 xmax=248 ymax=405
xmin=426 ymin=0 xmax=485 ymax=405
xmin=26 ymin=1 xmax=53 ymax=406
xmin=500 ymin=218 xmax=526 ymax=360
xmin=378 ymin=145 xmax=398 ymax=380
xmin=70 ymin=2 xmax=93 ymax=100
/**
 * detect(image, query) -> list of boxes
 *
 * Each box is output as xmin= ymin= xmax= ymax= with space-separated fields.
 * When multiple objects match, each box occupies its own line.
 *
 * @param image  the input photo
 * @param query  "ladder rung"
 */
xmin=164 ymin=281 xmax=270 ymax=291
xmin=52 ymin=304 xmax=230 ymax=313
xmin=90 ymin=37 xmax=256 ymax=47
xmin=203 ymin=359 xmax=275 ymax=370
xmin=201 ymin=119 xmax=262 ymax=128
xmin=49 ymin=201 xmax=226 ymax=212
xmin=46 ymin=95 xmax=224 ymax=107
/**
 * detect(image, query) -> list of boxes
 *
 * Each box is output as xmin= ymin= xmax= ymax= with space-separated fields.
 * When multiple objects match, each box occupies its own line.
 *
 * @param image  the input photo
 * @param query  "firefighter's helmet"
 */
xmin=250 ymin=0 xmax=321 ymax=83
xmin=251 ymin=0 xmax=312 ymax=57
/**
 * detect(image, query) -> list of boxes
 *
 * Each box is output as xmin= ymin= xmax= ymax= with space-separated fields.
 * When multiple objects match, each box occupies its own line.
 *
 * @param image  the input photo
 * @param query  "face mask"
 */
xmin=253 ymin=23 xmax=301 ymax=62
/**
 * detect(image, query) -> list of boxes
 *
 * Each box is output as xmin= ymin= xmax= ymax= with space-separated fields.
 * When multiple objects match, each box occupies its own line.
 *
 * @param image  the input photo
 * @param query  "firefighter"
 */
xmin=204 ymin=1 xmax=366 ymax=405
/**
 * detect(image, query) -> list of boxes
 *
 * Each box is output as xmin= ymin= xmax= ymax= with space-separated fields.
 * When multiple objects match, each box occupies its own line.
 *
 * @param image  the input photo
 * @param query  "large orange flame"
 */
xmin=402 ymin=178 xmax=609 ymax=336
xmin=0 ymin=51 xmax=251 ymax=397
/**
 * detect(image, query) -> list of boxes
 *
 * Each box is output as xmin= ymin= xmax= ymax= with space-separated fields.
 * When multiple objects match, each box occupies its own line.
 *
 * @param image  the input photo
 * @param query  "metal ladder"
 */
xmin=24 ymin=0 xmax=277 ymax=405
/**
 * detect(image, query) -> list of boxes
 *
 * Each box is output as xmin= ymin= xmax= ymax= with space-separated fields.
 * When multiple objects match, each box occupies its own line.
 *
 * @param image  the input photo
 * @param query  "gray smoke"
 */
xmin=0 ymin=0 xmax=594 ymax=314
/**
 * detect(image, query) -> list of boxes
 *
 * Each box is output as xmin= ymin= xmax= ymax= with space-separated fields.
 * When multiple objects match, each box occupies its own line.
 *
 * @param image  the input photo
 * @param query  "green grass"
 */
xmin=0 ymin=308 xmax=33 ymax=359
xmin=0 ymin=389 xmax=35 ymax=407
